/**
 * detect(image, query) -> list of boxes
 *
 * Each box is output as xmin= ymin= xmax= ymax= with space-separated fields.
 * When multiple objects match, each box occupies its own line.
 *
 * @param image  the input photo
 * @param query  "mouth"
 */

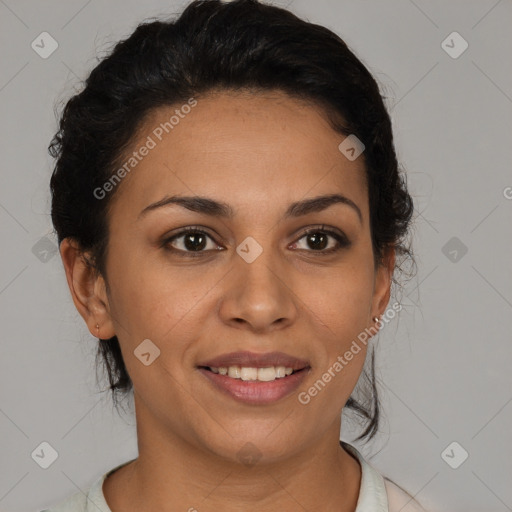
xmin=196 ymin=351 xmax=311 ymax=405
xmin=197 ymin=350 xmax=310 ymax=373
xmin=198 ymin=365 xmax=307 ymax=382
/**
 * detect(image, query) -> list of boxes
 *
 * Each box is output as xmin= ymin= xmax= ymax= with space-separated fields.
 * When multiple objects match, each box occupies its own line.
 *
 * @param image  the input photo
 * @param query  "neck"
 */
xmin=104 ymin=397 xmax=362 ymax=512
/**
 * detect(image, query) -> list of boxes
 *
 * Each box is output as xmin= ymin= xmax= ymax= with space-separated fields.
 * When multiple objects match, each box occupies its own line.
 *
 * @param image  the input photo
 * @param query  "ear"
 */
xmin=370 ymin=245 xmax=396 ymax=323
xmin=59 ymin=238 xmax=116 ymax=339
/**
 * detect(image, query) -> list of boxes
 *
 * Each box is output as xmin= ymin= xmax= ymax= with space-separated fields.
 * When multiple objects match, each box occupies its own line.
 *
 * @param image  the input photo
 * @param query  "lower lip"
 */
xmin=198 ymin=367 xmax=310 ymax=405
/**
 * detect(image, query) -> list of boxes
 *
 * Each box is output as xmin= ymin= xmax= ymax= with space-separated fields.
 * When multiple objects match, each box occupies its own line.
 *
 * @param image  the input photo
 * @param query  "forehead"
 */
xmin=107 ymin=90 xmax=368 ymax=222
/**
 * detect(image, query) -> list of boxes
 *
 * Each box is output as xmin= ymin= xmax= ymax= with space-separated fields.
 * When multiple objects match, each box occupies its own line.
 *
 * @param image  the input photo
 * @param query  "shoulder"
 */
xmin=384 ymin=477 xmax=428 ymax=512
xmin=39 ymin=490 xmax=87 ymax=512
xmin=40 ymin=459 xmax=135 ymax=512
xmin=341 ymin=441 xmax=428 ymax=512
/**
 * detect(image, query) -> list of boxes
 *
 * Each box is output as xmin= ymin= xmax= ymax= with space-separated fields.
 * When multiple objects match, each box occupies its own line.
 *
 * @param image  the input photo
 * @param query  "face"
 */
xmin=64 ymin=89 xmax=393 ymax=464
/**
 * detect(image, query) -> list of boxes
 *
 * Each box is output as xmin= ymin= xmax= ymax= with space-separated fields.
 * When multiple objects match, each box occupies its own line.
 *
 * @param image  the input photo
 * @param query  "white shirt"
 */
xmin=41 ymin=442 xmax=427 ymax=511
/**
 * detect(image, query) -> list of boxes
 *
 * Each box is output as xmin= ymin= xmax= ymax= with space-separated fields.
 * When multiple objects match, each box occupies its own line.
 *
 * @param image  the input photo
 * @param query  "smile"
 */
xmin=206 ymin=365 xmax=295 ymax=382
xmin=198 ymin=366 xmax=310 ymax=404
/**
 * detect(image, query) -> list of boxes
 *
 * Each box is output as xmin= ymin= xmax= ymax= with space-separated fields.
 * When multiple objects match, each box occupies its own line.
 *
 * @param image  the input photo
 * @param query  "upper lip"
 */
xmin=197 ymin=351 xmax=310 ymax=370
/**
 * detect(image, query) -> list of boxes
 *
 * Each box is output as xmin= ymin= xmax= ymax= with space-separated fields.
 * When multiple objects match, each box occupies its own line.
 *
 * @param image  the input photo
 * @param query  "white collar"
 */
xmin=342 ymin=441 xmax=389 ymax=511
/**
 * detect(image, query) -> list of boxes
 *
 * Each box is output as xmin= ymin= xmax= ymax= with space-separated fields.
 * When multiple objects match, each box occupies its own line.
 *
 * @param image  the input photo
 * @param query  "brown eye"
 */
xmin=163 ymin=227 xmax=221 ymax=257
xmin=291 ymin=226 xmax=350 ymax=254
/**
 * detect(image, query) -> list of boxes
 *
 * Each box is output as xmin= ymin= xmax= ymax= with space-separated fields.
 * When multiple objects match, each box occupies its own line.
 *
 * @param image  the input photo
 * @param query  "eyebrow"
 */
xmin=137 ymin=193 xmax=362 ymax=224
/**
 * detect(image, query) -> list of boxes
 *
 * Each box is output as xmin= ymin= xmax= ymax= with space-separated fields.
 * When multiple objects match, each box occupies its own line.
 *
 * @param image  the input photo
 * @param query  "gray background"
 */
xmin=1 ymin=0 xmax=511 ymax=511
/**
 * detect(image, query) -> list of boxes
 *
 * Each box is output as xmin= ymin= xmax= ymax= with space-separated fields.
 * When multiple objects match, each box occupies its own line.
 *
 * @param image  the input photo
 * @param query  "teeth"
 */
xmin=276 ymin=366 xmax=286 ymax=378
xmin=228 ymin=366 xmax=241 ymax=379
xmin=208 ymin=365 xmax=296 ymax=381
xmin=241 ymin=367 xmax=258 ymax=381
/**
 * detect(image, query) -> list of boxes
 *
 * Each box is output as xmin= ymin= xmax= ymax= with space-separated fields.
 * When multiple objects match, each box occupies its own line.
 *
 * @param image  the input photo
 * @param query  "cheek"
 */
xmin=304 ymin=259 xmax=375 ymax=330
xmin=106 ymin=246 xmax=205 ymax=336
xmin=299 ymin=290 xmax=370 ymax=415
xmin=299 ymin=259 xmax=374 ymax=382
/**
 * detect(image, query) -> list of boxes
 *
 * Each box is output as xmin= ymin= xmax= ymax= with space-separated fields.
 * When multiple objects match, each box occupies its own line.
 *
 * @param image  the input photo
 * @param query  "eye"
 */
xmin=162 ymin=227 xmax=222 ymax=257
xmin=162 ymin=224 xmax=350 ymax=258
xmin=290 ymin=225 xmax=350 ymax=254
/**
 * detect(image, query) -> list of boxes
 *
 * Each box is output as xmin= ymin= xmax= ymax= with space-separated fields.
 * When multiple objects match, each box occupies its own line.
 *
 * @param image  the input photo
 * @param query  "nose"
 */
xmin=217 ymin=246 xmax=299 ymax=334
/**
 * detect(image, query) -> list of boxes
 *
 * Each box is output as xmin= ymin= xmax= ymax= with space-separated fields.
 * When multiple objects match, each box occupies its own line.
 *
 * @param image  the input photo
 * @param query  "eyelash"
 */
xmin=161 ymin=225 xmax=350 ymax=258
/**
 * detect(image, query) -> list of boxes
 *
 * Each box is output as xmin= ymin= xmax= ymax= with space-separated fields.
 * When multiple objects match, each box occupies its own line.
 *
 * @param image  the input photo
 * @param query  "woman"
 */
xmin=44 ymin=0 xmax=424 ymax=510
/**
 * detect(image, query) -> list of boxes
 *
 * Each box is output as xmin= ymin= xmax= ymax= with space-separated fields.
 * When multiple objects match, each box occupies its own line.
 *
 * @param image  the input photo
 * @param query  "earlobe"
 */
xmin=59 ymin=238 xmax=116 ymax=339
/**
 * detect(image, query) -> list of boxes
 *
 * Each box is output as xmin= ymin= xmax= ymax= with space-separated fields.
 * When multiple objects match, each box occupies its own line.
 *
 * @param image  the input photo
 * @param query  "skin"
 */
xmin=60 ymin=89 xmax=395 ymax=512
